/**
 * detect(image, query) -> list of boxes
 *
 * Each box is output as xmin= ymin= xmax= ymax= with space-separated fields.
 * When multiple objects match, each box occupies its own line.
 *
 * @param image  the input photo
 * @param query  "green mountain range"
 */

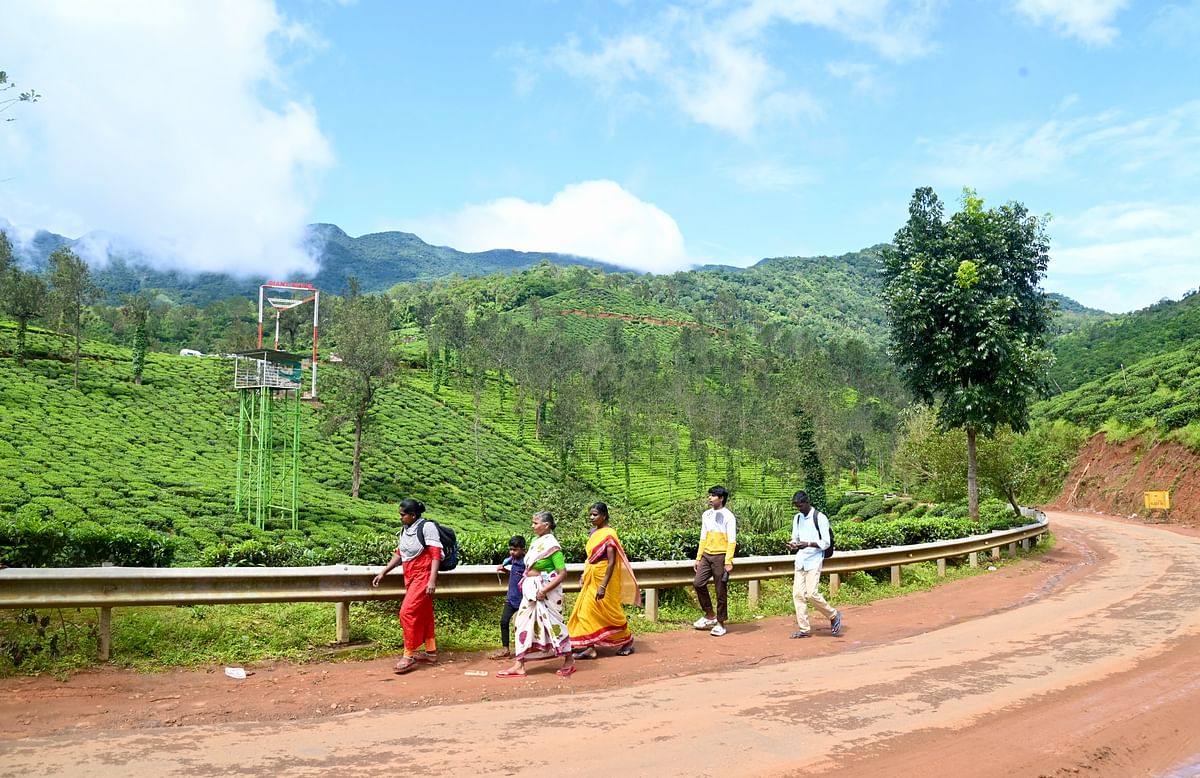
xmin=1048 ymin=292 xmax=1200 ymax=392
xmin=6 ymin=221 xmax=1111 ymax=354
xmin=3 ymin=222 xmax=622 ymax=304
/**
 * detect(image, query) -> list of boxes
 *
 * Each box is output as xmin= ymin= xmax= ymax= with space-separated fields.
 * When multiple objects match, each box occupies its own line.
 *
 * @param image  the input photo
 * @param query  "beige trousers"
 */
xmin=792 ymin=567 xmax=837 ymax=632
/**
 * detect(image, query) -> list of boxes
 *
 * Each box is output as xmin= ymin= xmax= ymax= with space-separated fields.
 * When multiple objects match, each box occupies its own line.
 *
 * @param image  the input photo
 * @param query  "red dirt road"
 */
xmin=3 ymin=511 xmax=1200 ymax=777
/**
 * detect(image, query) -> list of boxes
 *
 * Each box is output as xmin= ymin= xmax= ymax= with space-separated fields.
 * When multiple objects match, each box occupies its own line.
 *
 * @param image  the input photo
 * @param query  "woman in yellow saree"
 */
xmin=568 ymin=502 xmax=641 ymax=658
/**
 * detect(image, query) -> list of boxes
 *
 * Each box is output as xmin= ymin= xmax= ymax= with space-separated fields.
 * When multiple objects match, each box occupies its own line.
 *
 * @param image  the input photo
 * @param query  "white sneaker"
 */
xmin=709 ymin=624 xmax=727 ymax=637
xmin=693 ymin=616 xmax=717 ymax=630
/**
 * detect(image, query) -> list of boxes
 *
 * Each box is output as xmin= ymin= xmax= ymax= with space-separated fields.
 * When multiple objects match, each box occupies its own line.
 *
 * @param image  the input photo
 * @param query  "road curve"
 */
xmin=4 ymin=511 xmax=1200 ymax=778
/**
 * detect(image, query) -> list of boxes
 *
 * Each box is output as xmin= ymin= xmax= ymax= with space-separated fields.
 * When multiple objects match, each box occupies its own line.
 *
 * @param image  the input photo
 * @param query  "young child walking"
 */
xmin=488 ymin=535 xmax=527 ymax=659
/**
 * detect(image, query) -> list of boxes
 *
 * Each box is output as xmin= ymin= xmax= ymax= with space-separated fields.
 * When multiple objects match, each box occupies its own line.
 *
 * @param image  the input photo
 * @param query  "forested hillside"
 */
xmin=1046 ymin=293 xmax=1113 ymax=336
xmin=1039 ymin=339 xmax=1200 ymax=439
xmin=1049 ymin=291 xmax=1200 ymax=391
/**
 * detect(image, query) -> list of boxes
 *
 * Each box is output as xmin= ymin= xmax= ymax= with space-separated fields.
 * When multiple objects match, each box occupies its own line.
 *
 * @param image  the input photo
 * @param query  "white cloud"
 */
xmin=918 ymin=119 xmax=1079 ymax=190
xmin=1012 ymin=0 xmax=1128 ymax=45
xmin=663 ymin=25 xmax=823 ymax=138
xmin=916 ymin=100 xmax=1200 ymax=190
xmin=1061 ymin=203 xmax=1200 ymax=240
xmin=721 ymin=161 xmax=814 ymax=191
xmin=538 ymin=0 xmax=935 ymax=138
xmin=827 ymin=61 xmax=883 ymax=95
xmin=1048 ymin=235 xmax=1199 ymax=312
xmin=0 ymin=0 xmax=333 ymax=277
xmin=730 ymin=0 xmax=938 ymax=61
xmin=1047 ymin=201 xmax=1200 ymax=312
xmin=915 ymin=97 xmax=1200 ymax=312
xmin=1149 ymin=2 xmax=1200 ymax=49
xmin=405 ymin=180 xmax=691 ymax=274
xmin=553 ymin=34 xmax=667 ymax=95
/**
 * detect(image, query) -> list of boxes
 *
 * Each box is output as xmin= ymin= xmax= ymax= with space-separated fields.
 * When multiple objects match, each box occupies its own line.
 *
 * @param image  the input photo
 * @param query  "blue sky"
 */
xmin=2 ymin=1 xmax=1198 ymax=312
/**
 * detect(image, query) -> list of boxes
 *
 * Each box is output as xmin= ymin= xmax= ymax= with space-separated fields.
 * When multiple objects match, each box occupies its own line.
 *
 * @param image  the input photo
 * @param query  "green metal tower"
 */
xmin=234 ymin=349 xmax=304 ymax=530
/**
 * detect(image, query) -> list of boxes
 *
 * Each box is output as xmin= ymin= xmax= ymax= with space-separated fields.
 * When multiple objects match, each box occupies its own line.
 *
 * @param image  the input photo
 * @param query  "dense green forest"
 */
xmin=1048 ymin=291 xmax=1200 ymax=391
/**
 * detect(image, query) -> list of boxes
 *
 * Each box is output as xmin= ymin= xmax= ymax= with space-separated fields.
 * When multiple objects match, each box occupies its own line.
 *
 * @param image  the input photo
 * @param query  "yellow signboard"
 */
xmin=1144 ymin=491 xmax=1171 ymax=510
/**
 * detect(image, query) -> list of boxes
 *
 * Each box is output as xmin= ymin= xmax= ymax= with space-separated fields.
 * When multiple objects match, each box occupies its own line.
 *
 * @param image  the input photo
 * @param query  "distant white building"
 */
xmin=327 ymin=353 xmax=344 ymax=363
xmin=179 ymin=348 xmax=203 ymax=357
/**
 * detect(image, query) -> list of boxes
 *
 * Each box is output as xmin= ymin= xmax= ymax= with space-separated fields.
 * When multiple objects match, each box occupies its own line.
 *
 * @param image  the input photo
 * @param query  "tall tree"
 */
xmin=794 ymin=405 xmax=827 ymax=511
xmin=321 ymin=279 xmax=395 ymax=498
xmin=2 ymin=270 xmax=47 ymax=367
xmin=880 ymin=187 xmax=1054 ymax=519
xmin=121 ymin=293 xmax=152 ymax=385
xmin=277 ymin=304 xmax=309 ymax=351
xmin=48 ymin=248 xmax=98 ymax=389
xmin=844 ymin=432 xmax=869 ymax=489
xmin=0 ymin=230 xmax=13 ymax=277
xmin=0 ymin=70 xmax=40 ymax=121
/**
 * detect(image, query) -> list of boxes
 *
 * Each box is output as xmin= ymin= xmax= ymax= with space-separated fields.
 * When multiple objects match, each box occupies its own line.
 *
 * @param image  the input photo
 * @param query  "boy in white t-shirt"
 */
xmin=786 ymin=490 xmax=843 ymax=639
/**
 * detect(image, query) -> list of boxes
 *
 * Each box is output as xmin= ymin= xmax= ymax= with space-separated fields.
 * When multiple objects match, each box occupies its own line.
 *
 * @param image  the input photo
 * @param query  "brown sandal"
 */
xmin=393 ymin=657 xmax=417 ymax=674
xmin=487 ymin=649 xmax=510 ymax=660
xmin=414 ymin=652 xmax=438 ymax=664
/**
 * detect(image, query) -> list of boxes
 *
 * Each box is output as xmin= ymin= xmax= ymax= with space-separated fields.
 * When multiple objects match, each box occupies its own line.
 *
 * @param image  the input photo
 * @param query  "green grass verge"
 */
xmin=0 ymin=535 xmax=1053 ymax=676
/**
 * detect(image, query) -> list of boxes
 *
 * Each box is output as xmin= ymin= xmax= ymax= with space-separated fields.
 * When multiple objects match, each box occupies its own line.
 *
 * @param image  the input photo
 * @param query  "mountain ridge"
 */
xmin=2 ymin=221 xmax=626 ymax=304
xmin=3 ymin=221 xmax=1108 ymax=345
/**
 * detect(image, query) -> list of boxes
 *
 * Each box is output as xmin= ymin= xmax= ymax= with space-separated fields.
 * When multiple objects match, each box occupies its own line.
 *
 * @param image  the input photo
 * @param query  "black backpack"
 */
xmin=801 ymin=510 xmax=835 ymax=560
xmin=415 ymin=518 xmax=459 ymax=572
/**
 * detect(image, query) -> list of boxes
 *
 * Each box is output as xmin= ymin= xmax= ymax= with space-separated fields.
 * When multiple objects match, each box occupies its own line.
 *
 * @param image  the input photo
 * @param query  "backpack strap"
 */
xmin=794 ymin=509 xmax=823 ymax=543
xmin=415 ymin=518 xmax=430 ymax=550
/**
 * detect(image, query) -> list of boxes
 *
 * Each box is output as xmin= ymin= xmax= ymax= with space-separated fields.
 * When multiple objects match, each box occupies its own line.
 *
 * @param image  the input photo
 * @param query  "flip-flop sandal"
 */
xmin=393 ymin=658 xmax=417 ymax=674
xmin=555 ymin=665 xmax=577 ymax=677
xmin=615 ymin=644 xmax=634 ymax=656
xmin=487 ymin=650 xmax=510 ymax=660
xmin=415 ymin=652 xmax=438 ymax=664
xmin=495 ymin=670 xmax=526 ymax=679
xmin=572 ymin=648 xmax=597 ymax=660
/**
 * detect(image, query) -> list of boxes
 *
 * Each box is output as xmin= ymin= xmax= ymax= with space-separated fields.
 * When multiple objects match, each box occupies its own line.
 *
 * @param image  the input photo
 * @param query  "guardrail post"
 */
xmin=969 ymin=551 xmax=978 ymax=568
xmin=644 ymin=588 xmax=659 ymax=623
xmin=98 ymin=607 xmax=112 ymax=661
xmin=335 ymin=601 xmax=350 ymax=644
xmin=828 ymin=572 xmax=840 ymax=598
xmin=748 ymin=580 xmax=760 ymax=608
xmin=991 ymin=546 xmax=1001 ymax=561
xmin=1021 ymin=538 xmax=1031 ymax=551
xmin=1008 ymin=542 xmax=1018 ymax=557
xmin=890 ymin=565 xmax=901 ymax=587
xmin=937 ymin=558 xmax=946 ymax=578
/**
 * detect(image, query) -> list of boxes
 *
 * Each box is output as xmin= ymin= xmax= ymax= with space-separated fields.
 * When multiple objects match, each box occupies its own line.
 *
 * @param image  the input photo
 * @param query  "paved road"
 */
xmin=4 ymin=511 xmax=1200 ymax=777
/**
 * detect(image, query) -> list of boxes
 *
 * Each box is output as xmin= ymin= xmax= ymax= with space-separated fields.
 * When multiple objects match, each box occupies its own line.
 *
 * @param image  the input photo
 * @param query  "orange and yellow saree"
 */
xmin=568 ymin=526 xmax=641 ymax=649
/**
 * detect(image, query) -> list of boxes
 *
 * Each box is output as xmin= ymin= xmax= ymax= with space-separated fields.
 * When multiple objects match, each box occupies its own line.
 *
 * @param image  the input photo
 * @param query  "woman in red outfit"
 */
xmin=372 ymin=498 xmax=441 ymax=674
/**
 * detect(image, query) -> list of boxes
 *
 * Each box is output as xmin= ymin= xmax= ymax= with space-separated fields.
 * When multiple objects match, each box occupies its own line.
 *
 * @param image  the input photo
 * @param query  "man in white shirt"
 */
xmin=786 ymin=490 xmax=843 ymax=639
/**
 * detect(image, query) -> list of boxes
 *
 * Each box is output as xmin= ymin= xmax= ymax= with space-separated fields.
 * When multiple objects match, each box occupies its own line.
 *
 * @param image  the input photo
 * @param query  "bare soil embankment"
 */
xmin=1053 ymin=433 xmax=1200 ymax=525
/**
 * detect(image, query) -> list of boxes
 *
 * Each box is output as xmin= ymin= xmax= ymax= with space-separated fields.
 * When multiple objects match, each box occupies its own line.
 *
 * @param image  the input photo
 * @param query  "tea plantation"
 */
xmin=0 ymin=321 xmax=802 ymax=566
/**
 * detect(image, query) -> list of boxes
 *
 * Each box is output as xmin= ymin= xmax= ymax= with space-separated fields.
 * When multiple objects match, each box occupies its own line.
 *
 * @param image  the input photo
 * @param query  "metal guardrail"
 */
xmin=0 ymin=514 xmax=1048 ymax=658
